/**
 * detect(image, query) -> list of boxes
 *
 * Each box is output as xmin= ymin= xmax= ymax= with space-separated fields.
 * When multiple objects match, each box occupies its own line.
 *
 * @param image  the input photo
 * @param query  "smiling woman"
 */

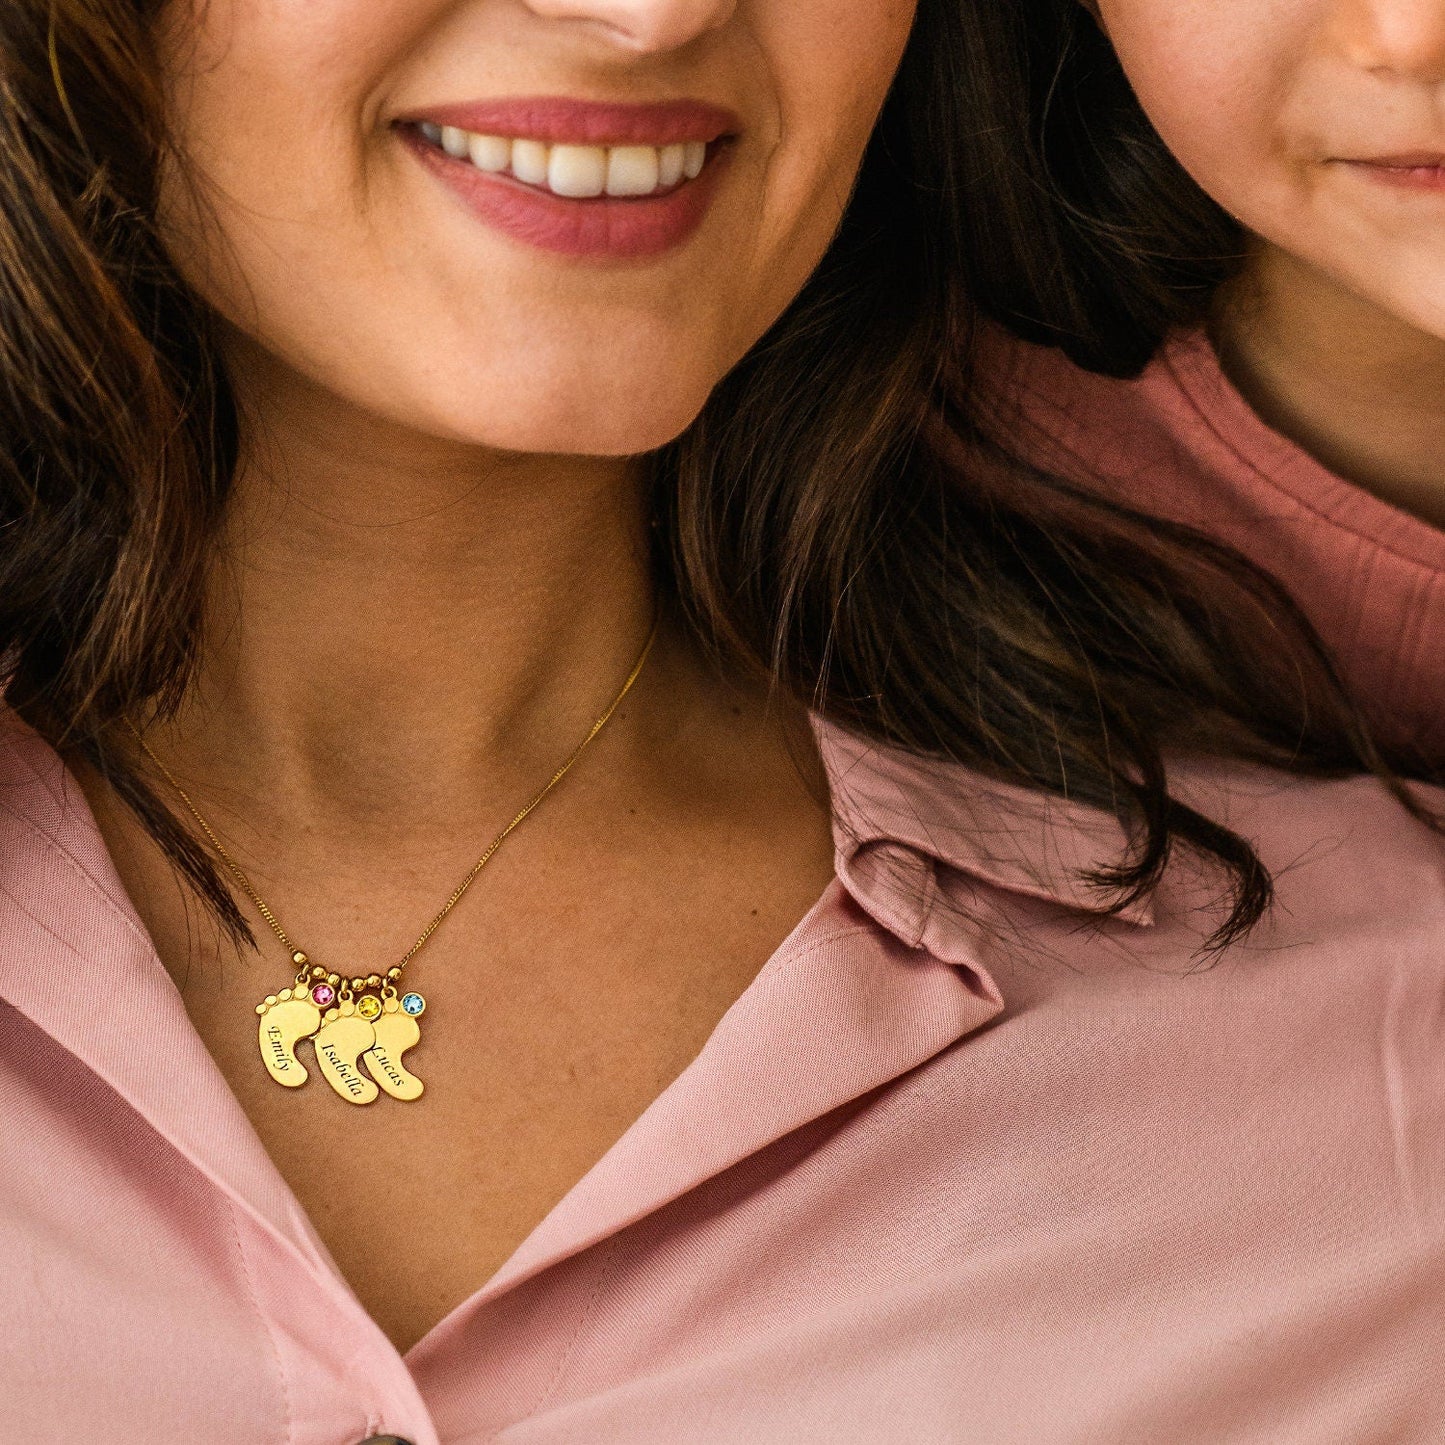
xmin=154 ymin=0 xmax=907 ymax=455
xmin=3 ymin=0 xmax=1445 ymax=1442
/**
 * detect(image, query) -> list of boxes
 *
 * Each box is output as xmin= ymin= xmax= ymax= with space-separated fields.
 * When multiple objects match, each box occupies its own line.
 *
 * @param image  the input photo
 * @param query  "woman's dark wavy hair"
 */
xmin=0 ymin=0 xmax=1421 ymax=951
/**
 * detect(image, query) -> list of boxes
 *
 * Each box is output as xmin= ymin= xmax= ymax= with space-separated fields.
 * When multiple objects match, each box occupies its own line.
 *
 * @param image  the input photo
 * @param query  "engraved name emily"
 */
xmin=264 ymin=1023 xmax=293 ymax=1072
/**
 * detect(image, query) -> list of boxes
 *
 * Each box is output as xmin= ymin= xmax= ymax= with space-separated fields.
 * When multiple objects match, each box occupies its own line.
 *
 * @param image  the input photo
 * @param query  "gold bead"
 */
xmin=326 ymin=972 xmax=340 ymax=986
xmin=351 ymin=977 xmax=365 ymax=991
xmin=366 ymin=973 xmax=382 ymax=989
xmin=292 ymin=951 xmax=308 ymax=966
xmin=387 ymin=967 xmax=402 ymax=980
xmin=311 ymin=964 xmax=326 ymax=978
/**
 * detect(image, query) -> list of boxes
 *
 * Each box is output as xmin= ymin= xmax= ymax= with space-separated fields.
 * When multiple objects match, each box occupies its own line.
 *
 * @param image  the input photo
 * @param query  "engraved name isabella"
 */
xmin=319 ymin=1040 xmax=368 ymax=1097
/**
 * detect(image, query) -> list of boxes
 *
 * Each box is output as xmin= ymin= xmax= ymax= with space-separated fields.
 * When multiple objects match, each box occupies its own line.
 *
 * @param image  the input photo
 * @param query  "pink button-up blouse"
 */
xmin=5 ymin=708 xmax=1445 ymax=1443
xmin=7 ymin=336 xmax=1445 ymax=1442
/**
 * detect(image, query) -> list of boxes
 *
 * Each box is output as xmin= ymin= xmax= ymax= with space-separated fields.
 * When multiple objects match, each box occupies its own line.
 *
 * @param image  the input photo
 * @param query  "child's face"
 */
xmin=1094 ymin=0 xmax=1445 ymax=338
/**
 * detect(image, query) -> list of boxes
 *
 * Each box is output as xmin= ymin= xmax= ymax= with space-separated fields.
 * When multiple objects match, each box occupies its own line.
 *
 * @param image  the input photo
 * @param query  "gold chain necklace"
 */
xmin=132 ymin=620 xmax=657 ymax=1107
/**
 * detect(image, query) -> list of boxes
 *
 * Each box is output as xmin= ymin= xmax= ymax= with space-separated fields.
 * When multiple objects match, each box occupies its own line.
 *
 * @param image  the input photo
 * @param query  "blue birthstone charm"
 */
xmin=401 ymin=991 xmax=426 ymax=1017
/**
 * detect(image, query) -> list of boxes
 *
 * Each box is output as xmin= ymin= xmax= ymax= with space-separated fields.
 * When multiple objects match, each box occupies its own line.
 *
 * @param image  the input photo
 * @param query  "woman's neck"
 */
xmin=157 ymin=341 xmax=671 ymax=834
xmin=1211 ymin=242 xmax=1445 ymax=530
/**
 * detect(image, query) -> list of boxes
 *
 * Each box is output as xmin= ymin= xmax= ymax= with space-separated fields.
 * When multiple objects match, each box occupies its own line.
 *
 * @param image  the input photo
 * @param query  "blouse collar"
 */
xmin=812 ymin=715 xmax=1154 ymax=958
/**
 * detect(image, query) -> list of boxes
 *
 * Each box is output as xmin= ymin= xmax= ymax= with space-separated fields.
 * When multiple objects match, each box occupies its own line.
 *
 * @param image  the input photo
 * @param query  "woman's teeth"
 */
xmin=418 ymin=122 xmax=708 ymax=199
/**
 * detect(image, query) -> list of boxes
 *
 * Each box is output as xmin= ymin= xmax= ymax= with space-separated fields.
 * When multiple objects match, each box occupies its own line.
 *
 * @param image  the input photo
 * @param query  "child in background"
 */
xmin=956 ymin=0 xmax=1445 ymax=768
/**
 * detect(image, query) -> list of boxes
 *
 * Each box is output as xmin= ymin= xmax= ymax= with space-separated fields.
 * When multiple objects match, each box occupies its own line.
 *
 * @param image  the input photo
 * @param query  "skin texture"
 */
xmin=83 ymin=0 xmax=915 ymax=1353
xmin=1093 ymin=0 xmax=1445 ymax=525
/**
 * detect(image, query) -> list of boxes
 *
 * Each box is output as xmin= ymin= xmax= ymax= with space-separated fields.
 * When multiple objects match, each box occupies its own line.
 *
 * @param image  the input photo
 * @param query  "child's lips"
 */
xmin=1333 ymin=152 xmax=1445 ymax=192
xmin=1349 ymin=151 xmax=1445 ymax=169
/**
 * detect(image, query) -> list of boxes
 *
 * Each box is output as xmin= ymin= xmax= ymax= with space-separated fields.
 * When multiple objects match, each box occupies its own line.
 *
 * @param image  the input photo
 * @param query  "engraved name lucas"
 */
xmin=365 ymin=1005 xmax=425 ymax=1101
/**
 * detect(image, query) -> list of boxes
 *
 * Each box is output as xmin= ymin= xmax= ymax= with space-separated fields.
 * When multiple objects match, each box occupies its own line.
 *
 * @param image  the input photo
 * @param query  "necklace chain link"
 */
xmin=131 ymin=618 xmax=658 ymax=981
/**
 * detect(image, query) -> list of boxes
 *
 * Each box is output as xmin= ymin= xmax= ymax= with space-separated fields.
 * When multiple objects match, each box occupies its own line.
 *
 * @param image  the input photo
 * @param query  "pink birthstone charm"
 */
xmin=310 ymin=982 xmax=336 ymax=1008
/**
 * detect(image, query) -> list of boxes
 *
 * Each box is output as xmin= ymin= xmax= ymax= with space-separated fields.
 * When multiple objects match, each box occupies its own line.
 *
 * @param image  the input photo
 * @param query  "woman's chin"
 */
xmin=495 ymin=410 xmax=699 ymax=459
xmin=418 ymin=386 xmax=710 ymax=458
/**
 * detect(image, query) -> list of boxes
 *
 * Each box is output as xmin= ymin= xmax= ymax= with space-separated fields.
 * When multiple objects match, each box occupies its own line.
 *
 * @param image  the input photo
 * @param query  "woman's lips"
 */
xmin=397 ymin=96 xmax=739 ymax=259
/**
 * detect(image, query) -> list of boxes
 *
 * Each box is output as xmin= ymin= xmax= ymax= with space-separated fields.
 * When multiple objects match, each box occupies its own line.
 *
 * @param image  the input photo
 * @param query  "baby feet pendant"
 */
xmin=255 ymin=969 xmax=425 ymax=1106
xmin=362 ymin=992 xmax=425 ymax=1101
xmin=256 ymin=987 xmax=323 ymax=1087
xmin=313 ymin=999 xmax=380 ymax=1105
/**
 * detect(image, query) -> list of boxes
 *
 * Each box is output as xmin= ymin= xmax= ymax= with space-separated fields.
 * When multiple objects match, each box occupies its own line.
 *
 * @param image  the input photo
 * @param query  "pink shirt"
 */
xmin=6 ymin=337 xmax=1445 ymax=1442
xmin=996 ymin=327 xmax=1445 ymax=761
